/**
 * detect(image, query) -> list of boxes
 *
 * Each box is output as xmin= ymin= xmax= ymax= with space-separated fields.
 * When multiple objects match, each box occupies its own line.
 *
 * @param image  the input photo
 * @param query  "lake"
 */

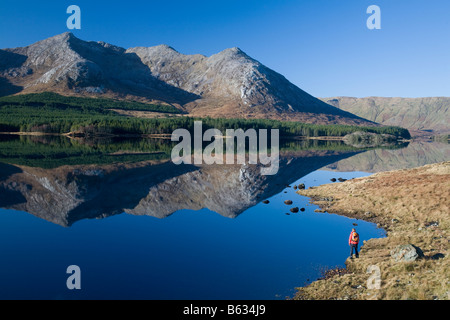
xmin=0 ymin=135 xmax=448 ymax=300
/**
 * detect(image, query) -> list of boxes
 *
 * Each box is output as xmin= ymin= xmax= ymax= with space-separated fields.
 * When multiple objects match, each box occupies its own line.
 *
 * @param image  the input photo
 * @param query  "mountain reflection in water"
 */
xmin=0 ymin=134 xmax=448 ymax=227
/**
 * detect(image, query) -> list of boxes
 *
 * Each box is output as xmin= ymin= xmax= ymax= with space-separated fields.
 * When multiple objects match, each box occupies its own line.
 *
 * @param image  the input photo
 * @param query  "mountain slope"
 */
xmin=127 ymin=45 xmax=373 ymax=124
xmin=322 ymin=96 xmax=450 ymax=134
xmin=0 ymin=32 xmax=199 ymax=106
xmin=0 ymin=32 xmax=375 ymax=126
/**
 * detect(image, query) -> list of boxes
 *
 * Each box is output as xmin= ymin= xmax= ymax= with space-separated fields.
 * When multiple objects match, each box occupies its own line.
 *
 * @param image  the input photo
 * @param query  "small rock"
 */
xmin=392 ymin=218 xmax=399 ymax=223
xmin=338 ymin=178 xmax=347 ymax=182
xmin=262 ymin=200 xmax=270 ymax=204
xmin=290 ymin=207 xmax=299 ymax=213
xmin=390 ymin=244 xmax=425 ymax=262
xmin=293 ymin=185 xmax=298 ymax=190
xmin=297 ymin=183 xmax=305 ymax=190
xmin=425 ymin=221 xmax=439 ymax=228
xmin=352 ymin=223 xmax=358 ymax=226
xmin=284 ymin=200 xmax=293 ymax=205
xmin=330 ymin=178 xmax=337 ymax=182
xmin=300 ymin=208 xmax=305 ymax=212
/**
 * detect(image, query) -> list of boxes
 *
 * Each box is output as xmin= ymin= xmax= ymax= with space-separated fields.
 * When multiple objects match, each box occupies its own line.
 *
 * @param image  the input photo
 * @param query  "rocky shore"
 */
xmin=294 ymin=161 xmax=449 ymax=300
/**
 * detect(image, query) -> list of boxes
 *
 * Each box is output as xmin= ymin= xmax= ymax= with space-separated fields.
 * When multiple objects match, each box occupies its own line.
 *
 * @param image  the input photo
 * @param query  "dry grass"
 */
xmin=111 ymin=109 xmax=185 ymax=119
xmin=294 ymin=161 xmax=450 ymax=300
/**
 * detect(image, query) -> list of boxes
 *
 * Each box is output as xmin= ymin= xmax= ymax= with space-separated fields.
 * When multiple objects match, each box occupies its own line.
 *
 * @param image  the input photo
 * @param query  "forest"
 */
xmin=0 ymin=92 xmax=411 ymax=139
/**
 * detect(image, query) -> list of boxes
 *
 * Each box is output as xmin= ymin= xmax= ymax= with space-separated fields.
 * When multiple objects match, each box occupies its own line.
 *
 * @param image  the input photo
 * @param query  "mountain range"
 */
xmin=323 ymin=97 xmax=450 ymax=135
xmin=0 ymin=32 xmax=373 ymax=126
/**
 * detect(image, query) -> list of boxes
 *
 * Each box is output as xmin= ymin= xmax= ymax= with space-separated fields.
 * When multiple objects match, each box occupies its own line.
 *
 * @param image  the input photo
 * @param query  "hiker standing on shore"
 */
xmin=349 ymin=228 xmax=359 ymax=258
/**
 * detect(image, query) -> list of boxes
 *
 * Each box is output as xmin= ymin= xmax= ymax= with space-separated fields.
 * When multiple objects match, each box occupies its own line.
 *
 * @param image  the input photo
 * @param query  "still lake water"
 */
xmin=0 ymin=136 xmax=448 ymax=300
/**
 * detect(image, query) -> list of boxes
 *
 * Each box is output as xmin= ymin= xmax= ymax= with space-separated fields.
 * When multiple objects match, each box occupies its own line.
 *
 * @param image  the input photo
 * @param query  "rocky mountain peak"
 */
xmin=0 ymin=33 xmax=375 ymax=126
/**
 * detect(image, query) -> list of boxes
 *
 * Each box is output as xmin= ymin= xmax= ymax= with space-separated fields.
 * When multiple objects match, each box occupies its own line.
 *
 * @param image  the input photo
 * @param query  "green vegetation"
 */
xmin=343 ymin=131 xmax=399 ymax=147
xmin=0 ymin=135 xmax=174 ymax=168
xmin=0 ymin=92 xmax=411 ymax=139
xmin=0 ymin=134 xmax=407 ymax=169
xmin=0 ymin=92 xmax=182 ymax=113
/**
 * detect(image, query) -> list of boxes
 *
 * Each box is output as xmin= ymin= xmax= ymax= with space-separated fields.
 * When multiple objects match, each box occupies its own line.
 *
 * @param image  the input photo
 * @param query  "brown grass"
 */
xmin=294 ymin=161 xmax=450 ymax=300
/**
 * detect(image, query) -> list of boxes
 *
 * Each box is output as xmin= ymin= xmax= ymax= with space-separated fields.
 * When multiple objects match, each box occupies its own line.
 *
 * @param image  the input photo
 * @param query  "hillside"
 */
xmin=295 ymin=161 xmax=449 ymax=300
xmin=0 ymin=32 xmax=375 ymax=126
xmin=322 ymin=96 xmax=450 ymax=135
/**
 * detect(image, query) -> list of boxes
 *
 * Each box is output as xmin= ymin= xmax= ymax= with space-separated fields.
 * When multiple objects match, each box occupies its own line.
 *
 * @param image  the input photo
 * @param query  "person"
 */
xmin=349 ymin=228 xmax=359 ymax=258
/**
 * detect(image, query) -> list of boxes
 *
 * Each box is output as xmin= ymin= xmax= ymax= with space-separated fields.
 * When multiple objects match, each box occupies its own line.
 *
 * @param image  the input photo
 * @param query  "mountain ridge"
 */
xmin=0 ymin=32 xmax=375 ymax=126
xmin=322 ymin=96 xmax=450 ymax=134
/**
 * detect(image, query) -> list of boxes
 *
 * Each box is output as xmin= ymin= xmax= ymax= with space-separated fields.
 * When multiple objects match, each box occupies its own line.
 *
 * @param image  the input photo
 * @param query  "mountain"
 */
xmin=0 ymin=32 xmax=199 ymax=106
xmin=0 ymin=32 xmax=375 ymax=126
xmin=322 ymin=96 xmax=450 ymax=135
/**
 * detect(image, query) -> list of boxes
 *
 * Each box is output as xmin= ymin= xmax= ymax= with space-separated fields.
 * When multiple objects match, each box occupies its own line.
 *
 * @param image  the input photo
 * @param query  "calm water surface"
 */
xmin=0 ymin=170 xmax=382 ymax=300
xmin=0 ymin=136 xmax=448 ymax=300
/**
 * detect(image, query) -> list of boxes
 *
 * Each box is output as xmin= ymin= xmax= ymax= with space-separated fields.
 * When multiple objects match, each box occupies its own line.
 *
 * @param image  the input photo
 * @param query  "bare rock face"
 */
xmin=1 ymin=32 xmax=199 ymax=105
xmin=127 ymin=45 xmax=371 ymax=124
xmin=0 ymin=33 xmax=374 ymax=125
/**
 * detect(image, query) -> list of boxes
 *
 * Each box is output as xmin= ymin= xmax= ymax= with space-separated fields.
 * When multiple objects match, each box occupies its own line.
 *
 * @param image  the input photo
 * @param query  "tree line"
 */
xmin=0 ymin=92 xmax=411 ymax=139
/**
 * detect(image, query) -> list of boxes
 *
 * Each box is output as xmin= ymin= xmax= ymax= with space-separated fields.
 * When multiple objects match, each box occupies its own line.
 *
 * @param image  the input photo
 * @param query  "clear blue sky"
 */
xmin=1 ymin=0 xmax=449 ymax=98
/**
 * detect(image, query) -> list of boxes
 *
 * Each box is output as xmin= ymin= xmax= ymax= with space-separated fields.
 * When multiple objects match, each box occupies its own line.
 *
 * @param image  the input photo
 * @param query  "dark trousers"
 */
xmin=350 ymin=244 xmax=359 ymax=257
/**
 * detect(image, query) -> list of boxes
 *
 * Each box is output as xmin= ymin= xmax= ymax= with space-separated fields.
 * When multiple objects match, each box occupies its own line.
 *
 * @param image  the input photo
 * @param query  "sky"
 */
xmin=1 ymin=0 xmax=449 ymax=98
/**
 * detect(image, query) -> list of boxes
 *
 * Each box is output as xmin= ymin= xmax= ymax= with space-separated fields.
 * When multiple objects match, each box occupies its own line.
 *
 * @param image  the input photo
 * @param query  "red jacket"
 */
xmin=349 ymin=231 xmax=359 ymax=245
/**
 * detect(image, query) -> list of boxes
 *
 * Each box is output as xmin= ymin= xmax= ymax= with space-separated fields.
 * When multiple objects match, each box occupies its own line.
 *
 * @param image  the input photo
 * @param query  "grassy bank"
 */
xmin=294 ymin=161 xmax=449 ymax=300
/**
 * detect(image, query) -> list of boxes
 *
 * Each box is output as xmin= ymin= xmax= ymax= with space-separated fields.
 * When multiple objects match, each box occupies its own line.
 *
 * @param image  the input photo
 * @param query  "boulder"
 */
xmin=297 ymin=183 xmax=305 ymax=190
xmin=390 ymin=244 xmax=424 ymax=262
xmin=284 ymin=200 xmax=293 ymax=205
xmin=290 ymin=207 xmax=299 ymax=213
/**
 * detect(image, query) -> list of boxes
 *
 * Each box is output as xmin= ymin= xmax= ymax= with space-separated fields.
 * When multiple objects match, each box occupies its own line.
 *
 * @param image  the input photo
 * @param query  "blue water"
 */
xmin=0 ymin=170 xmax=385 ymax=300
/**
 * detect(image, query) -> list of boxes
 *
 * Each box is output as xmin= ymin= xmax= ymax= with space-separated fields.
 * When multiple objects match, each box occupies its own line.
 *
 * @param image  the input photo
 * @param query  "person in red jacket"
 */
xmin=349 ymin=228 xmax=359 ymax=258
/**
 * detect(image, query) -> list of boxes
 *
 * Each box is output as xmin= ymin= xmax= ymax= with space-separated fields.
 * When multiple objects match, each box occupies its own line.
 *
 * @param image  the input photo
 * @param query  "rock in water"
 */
xmin=390 ymin=244 xmax=424 ymax=262
xmin=284 ymin=200 xmax=293 ymax=205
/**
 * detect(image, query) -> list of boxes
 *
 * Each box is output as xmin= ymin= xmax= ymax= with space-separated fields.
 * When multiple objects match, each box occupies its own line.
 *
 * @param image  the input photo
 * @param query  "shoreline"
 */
xmin=294 ymin=161 xmax=449 ymax=300
xmin=0 ymin=131 xmax=413 ymax=143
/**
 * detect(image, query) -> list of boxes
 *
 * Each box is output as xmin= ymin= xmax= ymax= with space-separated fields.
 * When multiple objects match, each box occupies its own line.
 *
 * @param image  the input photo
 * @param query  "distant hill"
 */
xmin=321 ymin=96 xmax=450 ymax=135
xmin=0 ymin=32 xmax=375 ymax=126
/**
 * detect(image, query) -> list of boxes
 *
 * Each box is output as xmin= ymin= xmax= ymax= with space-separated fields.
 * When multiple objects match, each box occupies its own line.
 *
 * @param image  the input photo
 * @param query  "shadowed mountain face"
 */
xmin=0 ymin=33 xmax=375 ymax=126
xmin=127 ymin=45 xmax=372 ymax=124
xmin=1 ymin=33 xmax=199 ymax=106
xmin=0 ymin=150 xmax=361 ymax=227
